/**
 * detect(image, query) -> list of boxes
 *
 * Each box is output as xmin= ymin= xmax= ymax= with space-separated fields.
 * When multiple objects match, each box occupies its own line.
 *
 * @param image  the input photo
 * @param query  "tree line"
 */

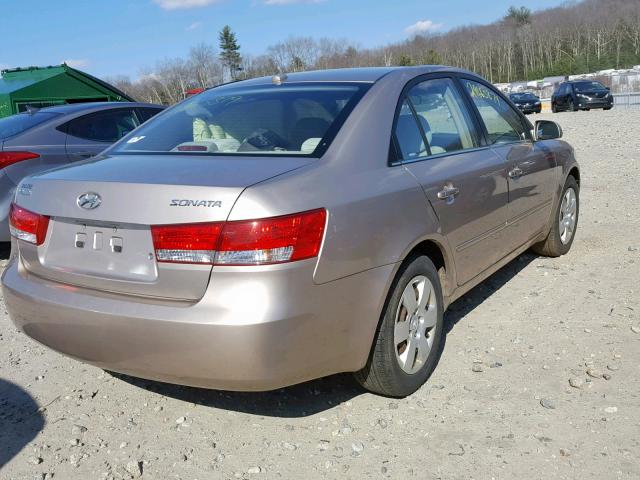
xmin=110 ymin=0 xmax=640 ymax=104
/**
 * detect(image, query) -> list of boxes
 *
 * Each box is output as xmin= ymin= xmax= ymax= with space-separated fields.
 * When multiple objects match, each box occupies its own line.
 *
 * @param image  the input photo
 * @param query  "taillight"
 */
xmin=151 ymin=222 xmax=224 ymax=264
xmin=216 ymin=209 xmax=326 ymax=265
xmin=150 ymin=209 xmax=326 ymax=265
xmin=9 ymin=203 xmax=50 ymax=245
xmin=0 ymin=151 xmax=39 ymax=169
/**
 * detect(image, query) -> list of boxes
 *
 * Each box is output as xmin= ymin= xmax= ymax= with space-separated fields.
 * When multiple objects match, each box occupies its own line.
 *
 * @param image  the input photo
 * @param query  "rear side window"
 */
xmin=462 ymin=79 xmax=528 ymax=144
xmin=66 ymin=109 xmax=139 ymax=143
xmin=392 ymin=77 xmax=478 ymax=162
xmin=113 ymin=83 xmax=369 ymax=157
xmin=407 ymin=78 xmax=477 ymax=154
xmin=394 ymin=100 xmax=427 ymax=160
xmin=0 ymin=112 xmax=61 ymax=139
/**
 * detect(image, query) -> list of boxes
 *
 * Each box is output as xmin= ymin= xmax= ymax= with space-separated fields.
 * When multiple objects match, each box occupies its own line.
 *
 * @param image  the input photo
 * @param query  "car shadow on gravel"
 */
xmin=0 ymin=379 xmax=45 ymax=468
xmin=444 ymin=252 xmax=538 ymax=332
xmin=113 ymin=252 xmax=538 ymax=417
xmin=112 ymin=371 xmax=363 ymax=418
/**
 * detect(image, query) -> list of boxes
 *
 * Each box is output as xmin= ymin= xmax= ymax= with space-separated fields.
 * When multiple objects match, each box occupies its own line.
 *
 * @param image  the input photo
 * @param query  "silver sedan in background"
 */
xmin=0 ymin=102 xmax=163 ymax=240
xmin=2 ymin=67 xmax=579 ymax=397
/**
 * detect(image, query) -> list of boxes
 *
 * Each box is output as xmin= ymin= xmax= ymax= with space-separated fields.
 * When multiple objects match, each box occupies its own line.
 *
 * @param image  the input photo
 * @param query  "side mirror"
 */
xmin=535 ymin=120 xmax=562 ymax=140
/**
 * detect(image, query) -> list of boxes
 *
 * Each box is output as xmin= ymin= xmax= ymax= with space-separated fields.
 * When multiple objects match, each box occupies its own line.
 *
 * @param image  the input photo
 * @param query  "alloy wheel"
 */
xmin=393 ymin=275 xmax=438 ymax=374
xmin=559 ymin=187 xmax=577 ymax=244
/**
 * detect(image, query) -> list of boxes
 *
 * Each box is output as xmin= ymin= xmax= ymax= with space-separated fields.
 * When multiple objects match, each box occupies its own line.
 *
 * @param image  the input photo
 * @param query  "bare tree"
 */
xmin=189 ymin=43 xmax=222 ymax=88
xmin=113 ymin=0 xmax=640 ymax=105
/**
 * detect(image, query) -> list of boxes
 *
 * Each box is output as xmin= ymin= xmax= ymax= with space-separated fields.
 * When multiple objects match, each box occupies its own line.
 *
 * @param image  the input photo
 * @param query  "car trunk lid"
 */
xmin=15 ymin=154 xmax=311 ymax=300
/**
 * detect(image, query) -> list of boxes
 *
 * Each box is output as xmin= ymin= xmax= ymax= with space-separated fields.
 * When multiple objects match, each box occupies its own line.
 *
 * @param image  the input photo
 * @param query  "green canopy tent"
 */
xmin=0 ymin=64 xmax=134 ymax=118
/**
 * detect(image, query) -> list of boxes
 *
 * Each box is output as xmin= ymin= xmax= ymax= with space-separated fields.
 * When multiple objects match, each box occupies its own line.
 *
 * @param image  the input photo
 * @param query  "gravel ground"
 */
xmin=1 ymin=108 xmax=639 ymax=480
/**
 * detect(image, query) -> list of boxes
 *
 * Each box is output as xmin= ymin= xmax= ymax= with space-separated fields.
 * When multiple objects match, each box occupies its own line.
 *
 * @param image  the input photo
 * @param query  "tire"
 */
xmin=532 ymin=175 xmax=579 ymax=257
xmin=604 ymin=106 xmax=612 ymax=111
xmin=354 ymin=255 xmax=445 ymax=397
xmin=570 ymin=101 xmax=578 ymax=112
xmin=551 ymin=103 xmax=557 ymax=113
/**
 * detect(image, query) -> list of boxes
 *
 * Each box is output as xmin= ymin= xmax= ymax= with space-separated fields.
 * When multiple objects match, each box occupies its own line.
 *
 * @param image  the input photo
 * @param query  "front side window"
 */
xmin=66 ymin=109 xmax=139 ymax=143
xmin=113 ymin=83 xmax=369 ymax=157
xmin=462 ymin=79 xmax=528 ymax=144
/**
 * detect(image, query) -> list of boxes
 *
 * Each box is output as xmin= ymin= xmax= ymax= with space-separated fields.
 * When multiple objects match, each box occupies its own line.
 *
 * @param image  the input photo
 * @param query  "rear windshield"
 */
xmin=113 ymin=82 xmax=370 ymax=157
xmin=573 ymin=81 xmax=607 ymax=92
xmin=0 ymin=111 xmax=60 ymax=139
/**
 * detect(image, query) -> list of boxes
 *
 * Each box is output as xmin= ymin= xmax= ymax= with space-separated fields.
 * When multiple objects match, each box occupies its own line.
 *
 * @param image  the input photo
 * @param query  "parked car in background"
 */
xmin=0 ymin=102 xmax=164 ymax=241
xmin=551 ymin=80 xmax=613 ymax=112
xmin=2 ymin=67 xmax=579 ymax=398
xmin=508 ymin=92 xmax=542 ymax=114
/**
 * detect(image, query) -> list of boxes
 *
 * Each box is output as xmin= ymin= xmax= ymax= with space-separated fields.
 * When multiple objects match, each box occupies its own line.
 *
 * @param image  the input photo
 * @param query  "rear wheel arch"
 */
xmin=367 ymin=237 xmax=451 ymax=362
xmin=402 ymin=238 xmax=452 ymax=301
xmin=568 ymin=166 xmax=580 ymax=187
xmin=356 ymin=251 xmax=446 ymax=396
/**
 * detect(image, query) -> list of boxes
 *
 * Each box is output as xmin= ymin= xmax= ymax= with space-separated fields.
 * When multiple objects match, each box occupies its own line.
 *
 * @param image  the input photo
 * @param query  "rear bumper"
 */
xmin=2 ymin=256 xmax=394 ymax=391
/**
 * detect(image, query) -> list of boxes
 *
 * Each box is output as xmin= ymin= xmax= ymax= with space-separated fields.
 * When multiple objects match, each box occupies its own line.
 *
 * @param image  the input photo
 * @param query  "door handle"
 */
xmin=437 ymin=185 xmax=460 ymax=200
xmin=508 ymin=167 xmax=524 ymax=179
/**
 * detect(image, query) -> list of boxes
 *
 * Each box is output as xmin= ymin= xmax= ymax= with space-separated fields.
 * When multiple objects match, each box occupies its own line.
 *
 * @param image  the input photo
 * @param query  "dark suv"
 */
xmin=551 ymin=80 xmax=613 ymax=112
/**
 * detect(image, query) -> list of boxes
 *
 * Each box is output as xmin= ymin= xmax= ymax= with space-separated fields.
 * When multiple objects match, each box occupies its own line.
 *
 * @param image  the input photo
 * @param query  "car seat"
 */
xmin=417 ymin=115 xmax=446 ymax=155
xmin=395 ymin=114 xmax=447 ymax=158
xmin=290 ymin=118 xmax=330 ymax=151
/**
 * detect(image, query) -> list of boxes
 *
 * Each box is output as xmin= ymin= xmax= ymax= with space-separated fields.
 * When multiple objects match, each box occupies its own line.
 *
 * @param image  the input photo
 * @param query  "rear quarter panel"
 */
xmin=539 ymin=138 xmax=579 ymax=233
xmin=549 ymin=139 xmax=579 ymax=192
xmin=229 ymin=71 xmax=454 ymax=287
xmin=2 ymin=124 xmax=70 ymax=184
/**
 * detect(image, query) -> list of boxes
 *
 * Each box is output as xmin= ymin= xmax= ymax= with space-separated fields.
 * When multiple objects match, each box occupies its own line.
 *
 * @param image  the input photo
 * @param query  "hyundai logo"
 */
xmin=77 ymin=192 xmax=102 ymax=210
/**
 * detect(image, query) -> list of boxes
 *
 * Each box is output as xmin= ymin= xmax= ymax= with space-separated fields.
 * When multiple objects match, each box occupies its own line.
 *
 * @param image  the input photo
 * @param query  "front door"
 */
xmin=393 ymin=77 xmax=510 ymax=286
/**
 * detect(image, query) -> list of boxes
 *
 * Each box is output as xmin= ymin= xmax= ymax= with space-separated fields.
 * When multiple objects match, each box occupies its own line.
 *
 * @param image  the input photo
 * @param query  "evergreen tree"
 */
xmin=219 ymin=25 xmax=242 ymax=81
xmin=397 ymin=54 xmax=414 ymax=67
xmin=505 ymin=6 xmax=531 ymax=26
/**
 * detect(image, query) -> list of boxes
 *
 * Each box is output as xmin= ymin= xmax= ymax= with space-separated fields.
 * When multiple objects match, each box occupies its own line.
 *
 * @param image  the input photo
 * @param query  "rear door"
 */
xmin=62 ymin=107 xmax=140 ymax=161
xmin=557 ymin=84 xmax=572 ymax=110
xmin=460 ymin=78 xmax=556 ymax=251
xmin=397 ymin=76 xmax=510 ymax=286
xmin=553 ymin=84 xmax=564 ymax=109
